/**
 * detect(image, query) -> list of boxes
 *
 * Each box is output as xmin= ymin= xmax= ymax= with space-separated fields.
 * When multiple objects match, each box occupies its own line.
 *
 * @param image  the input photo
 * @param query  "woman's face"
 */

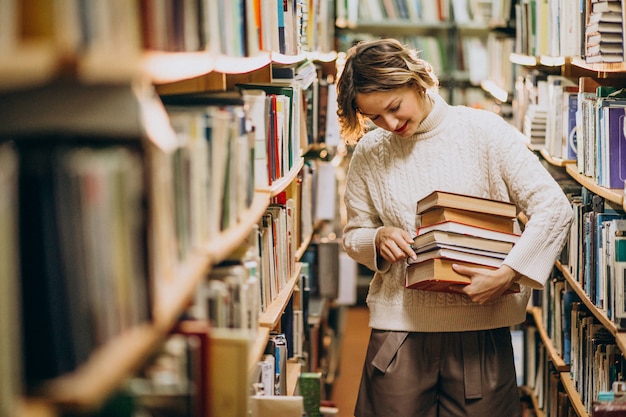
xmin=355 ymin=86 xmax=431 ymax=138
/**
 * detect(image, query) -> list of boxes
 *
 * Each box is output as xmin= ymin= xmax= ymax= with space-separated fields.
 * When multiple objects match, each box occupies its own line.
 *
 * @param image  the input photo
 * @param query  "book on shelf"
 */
xmin=237 ymin=83 xmax=300 ymax=181
xmin=162 ymin=90 xmax=254 ymax=242
xmin=18 ymin=143 xmax=152 ymax=386
xmin=250 ymin=395 xmax=304 ymax=417
xmin=587 ymin=31 xmax=624 ymax=45
xmin=523 ymin=104 xmax=548 ymax=146
xmin=208 ymin=329 xmax=252 ymax=417
xmin=591 ymin=0 xmax=623 ymax=14
xmin=585 ymin=20 xmax=624 ymax=34
xmin=597 ymin=101 xmax=626 ymax=189
xmin=405 ymin=258 xmax=521 ymax=293
xmin=128 ymin=324 xmax=209 ymax=417
xmin=416 ymin=190 xmax=517 ymax=218
xmin=242 ymin=88 xmax=271 ymax=190
xmin=266 ymin=333 xmax=288 ymax=395
xmin=0 ymin=142 xmax=20 ymax=417
xmin=609 ymin=219 xmax=626 ymax=328
xmin=171 ymin=320 xmax=212 ymax=417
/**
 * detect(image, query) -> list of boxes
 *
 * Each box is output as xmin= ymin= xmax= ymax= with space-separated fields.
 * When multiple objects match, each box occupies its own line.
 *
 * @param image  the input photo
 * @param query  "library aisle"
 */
xmin=330 ymin=306 xmax=370 ymax=417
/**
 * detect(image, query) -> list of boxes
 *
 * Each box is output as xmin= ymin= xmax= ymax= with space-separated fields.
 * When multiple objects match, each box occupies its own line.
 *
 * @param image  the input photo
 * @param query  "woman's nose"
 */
xmin=382 ymin=114 xmax=397 ymax=129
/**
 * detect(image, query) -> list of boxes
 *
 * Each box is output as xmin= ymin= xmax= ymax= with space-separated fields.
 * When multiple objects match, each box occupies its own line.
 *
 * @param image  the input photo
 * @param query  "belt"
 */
xmin=461 ymin=331 xmax=483 ymax=399
xmin=371 ymin=331 xmax=408 ymax=373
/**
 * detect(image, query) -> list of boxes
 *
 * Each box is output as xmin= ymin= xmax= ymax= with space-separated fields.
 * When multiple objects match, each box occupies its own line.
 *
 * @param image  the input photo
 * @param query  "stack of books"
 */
xmin=584 ymin=0 xmax=625 ymax=63
xmin=523 ymin=103 xmax=548 ymax=146
xmin=405 ymin=190 xmax=521 ymax=293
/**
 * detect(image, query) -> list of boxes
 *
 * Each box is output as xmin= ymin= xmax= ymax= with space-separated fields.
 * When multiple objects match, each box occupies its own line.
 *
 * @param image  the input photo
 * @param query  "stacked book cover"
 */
xmin=584 ymin=0 xmax=626 ymax=63
xmin=405 ymin=190 xmax=521 ymax=293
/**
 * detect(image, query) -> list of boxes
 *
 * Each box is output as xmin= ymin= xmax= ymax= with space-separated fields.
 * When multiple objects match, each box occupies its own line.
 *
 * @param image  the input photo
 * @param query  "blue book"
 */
xmin=562 ymin=286 xmax=579 ymax=365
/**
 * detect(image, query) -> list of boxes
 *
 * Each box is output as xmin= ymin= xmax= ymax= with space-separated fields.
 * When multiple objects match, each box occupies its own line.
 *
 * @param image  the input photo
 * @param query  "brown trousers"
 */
xmin=354 ymin=328 xmax=522 ymax=417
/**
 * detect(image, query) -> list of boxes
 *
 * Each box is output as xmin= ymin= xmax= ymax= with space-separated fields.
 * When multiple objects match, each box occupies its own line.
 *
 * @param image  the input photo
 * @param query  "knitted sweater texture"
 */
xmin=342 ymin=93 xmax=573 ymax=332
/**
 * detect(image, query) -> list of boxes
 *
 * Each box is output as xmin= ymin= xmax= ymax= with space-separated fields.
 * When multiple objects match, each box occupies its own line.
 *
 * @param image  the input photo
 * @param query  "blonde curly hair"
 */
xmin=336 ymin=38 xmax=439 ymax=145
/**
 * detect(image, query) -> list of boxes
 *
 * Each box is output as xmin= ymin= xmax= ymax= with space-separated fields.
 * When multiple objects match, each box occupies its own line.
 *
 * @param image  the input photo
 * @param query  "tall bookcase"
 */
xmin=0 ymin=1 xmax=341 ymax=417
xmin=485 ymin=1 xmax=626 ymax=415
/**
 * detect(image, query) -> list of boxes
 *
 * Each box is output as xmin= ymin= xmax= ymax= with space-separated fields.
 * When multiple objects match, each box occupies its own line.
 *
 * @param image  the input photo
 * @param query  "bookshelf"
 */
xmin=507 ymin=38 xmax=626 ymax=416
xmin=2 ymin=1 xmax=341 ymax=416
xmin=479 ymin=2 xmax=626 ymax=415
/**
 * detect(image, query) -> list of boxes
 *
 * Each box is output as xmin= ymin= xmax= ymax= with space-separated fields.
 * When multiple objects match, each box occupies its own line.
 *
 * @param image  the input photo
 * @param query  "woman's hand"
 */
xmin=375 ymin=227 xmax=416 ymax=264
xmin=450 ymin=264 xmax=520 ymax=304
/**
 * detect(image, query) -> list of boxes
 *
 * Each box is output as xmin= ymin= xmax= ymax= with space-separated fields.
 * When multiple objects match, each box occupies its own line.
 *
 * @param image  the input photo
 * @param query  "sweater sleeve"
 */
xmin=341 ymin=142 xmax=391 ymax=273
xmin=488 ymin=116 xmax=574 ymax=288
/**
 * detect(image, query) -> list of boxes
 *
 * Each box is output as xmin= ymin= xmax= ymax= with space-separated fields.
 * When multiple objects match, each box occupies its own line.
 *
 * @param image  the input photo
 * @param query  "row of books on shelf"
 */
xmin=486 ymin=31 xmax=516 ymax=97
xmin=102 ymin=238 xmax=340 ymax=417
xmin=123 ymin=325 xmax=319 ymax=417
xmin=566 ymin=191 xmax=626 ymax=326
xmin=335 ymin=0 xmax=512 ymax=25
xmin=1 ymin=0 xmax=334 ymax=63
xmin=0 ymin=73 xmax=341 ymax=408
xmin=517 ymin=72 xmax=626 ymax=191
xmin=527 ymin=272 xmax=626 ymax=416
xmin=515 ymin=0 xmax=626 ymax=64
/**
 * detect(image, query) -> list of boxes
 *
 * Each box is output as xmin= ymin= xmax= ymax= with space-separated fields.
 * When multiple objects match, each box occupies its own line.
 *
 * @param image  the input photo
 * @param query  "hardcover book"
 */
xmin=419 ymin=206 xmax=516 ymax=234
xmin=405 ymin=258 xmax=521 ymax=294
xmin=412 ymin=230 xmax=515 ymax=255
xmin=417 ymin=220 xmax=521 ymax=244
xmin=407 ymin=246 xmax=506 ymax=268
xmin=416 ymin=190 xmax=517 ymax=218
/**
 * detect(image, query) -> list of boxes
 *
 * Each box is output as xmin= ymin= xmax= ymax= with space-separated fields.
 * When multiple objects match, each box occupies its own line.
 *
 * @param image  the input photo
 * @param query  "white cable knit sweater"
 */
xmin=342 ymin=93 xmax=573 ymax=332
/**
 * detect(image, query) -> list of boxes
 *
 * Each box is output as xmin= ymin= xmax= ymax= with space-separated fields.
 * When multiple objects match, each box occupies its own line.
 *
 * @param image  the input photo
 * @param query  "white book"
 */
xmin=407 ymin=246 xmax=504 ymax=268
xmin=0 ymin=0 xmax=16 ymax=57
xmin=417 ymin=220 xmax=521 ymax=244
xmin=241 ymin=89 xmax=270 ymax=190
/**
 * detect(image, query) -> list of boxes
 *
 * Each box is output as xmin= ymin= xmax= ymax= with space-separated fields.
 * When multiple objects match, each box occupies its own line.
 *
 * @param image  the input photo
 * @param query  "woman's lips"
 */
xmin=394 ymin=122 xmax=408 ymax=133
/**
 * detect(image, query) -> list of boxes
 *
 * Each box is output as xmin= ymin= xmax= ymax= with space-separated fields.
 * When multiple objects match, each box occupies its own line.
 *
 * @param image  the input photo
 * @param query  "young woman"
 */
xmin=336 ymin=38 xmax=573 ymax=417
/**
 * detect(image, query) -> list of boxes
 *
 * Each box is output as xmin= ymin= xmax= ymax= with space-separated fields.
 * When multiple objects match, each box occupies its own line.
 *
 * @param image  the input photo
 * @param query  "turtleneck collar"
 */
xmin=407 ymin=91 xmax=448 ymax=139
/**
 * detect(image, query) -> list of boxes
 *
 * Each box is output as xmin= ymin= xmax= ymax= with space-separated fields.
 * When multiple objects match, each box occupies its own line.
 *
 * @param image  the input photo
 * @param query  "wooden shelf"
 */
xmin=560 ymin=373 xmax=589 ymax=417
xmin=295 ymin=233 xmax=313 ymax=261
xmin=530 ymin=307 xmax=568 ymax=371
xmin=143 ymin=50 xmax=216 ymax=84
xmin=153 ymin=250 xmax=214 ymax=326
xmin=538 ymin=149 xmax=575 ymax=167
xmin=269 ymin=158 xmax=305 ymax=198
xmin=38 ymin=323 xmax=164 ymax=410
xmin=519 ymin=385 xmax=545 ymax=417
xmin=570 ymin=58 xmax=626 ymax=78
xmin=205 ymin=191 xmax=271 ymax=262
xmin=564 ymin=163 xmax=625 ymax=211
xmin=259 ymin=263 xmax=302 ymax=329
xmin=556 ymin=262 xmax=626 ymax=355
xmin=286 ymin=359 xmax=302 ymax=396
xmin=28 ymin=189 xmax=275 ymax=410
xmin=249 ymin=326 xmax=272 ymax=373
